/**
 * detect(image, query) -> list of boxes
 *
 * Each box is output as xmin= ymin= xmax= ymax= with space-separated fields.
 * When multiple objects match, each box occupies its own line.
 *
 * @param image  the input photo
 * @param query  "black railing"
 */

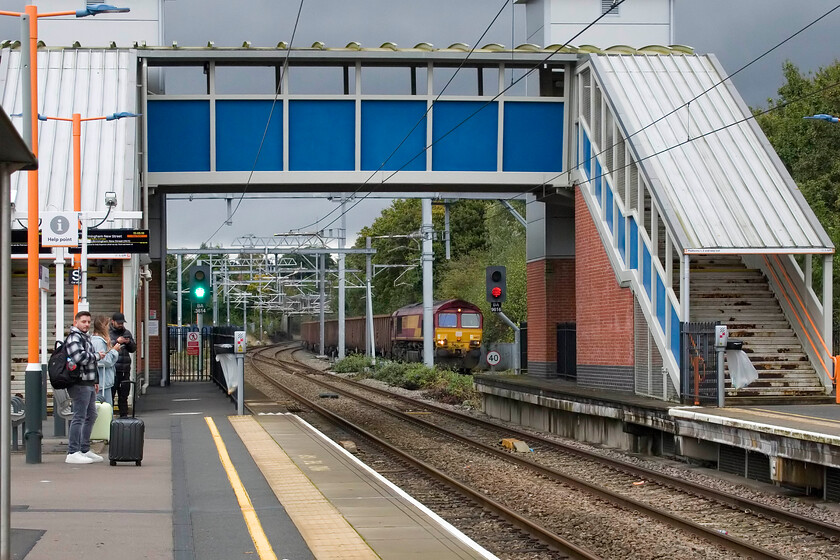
xmin=556 ymin=322 xmax=576 ymax=381
xmin=681 ymin=321 xmax=719 ymax=405
xmin=167 ymin=326 xmax=212 ymax=381
xmin=520 ymin=321 xmax=528 ymax=374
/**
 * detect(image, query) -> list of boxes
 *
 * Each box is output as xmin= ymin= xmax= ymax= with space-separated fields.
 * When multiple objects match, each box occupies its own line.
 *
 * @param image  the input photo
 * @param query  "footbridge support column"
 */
xmin=526 ymin=198 xmax=575 ymax=378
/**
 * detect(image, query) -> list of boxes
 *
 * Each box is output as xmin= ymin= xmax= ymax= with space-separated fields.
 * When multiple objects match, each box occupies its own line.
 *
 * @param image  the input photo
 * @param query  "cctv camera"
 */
xmin=104 ymin=191 xmax=117 ymax=208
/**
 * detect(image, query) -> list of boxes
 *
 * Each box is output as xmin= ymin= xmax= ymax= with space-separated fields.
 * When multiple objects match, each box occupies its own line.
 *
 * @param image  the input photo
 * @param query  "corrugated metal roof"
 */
xmin=0 ymin=48 xmax=137 ymax=228
xmin=589 ymin=53 xmax=833 ymax=253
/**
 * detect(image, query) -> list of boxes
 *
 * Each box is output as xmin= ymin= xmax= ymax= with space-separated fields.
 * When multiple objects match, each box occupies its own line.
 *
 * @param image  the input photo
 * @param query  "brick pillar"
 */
xmin=575 ymin=187 xmax=635 ymax=391
xmin=527 ymin=258 xmax=575 ymax=377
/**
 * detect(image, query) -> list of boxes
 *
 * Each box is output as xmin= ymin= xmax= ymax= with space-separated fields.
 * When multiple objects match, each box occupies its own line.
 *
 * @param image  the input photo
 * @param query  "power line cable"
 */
xmin=305 ymin=0 xmax=630 ymax=243
xmin=318 ymin=0 xmax=840 ymax=241
xmin=201 ymin=0 xmax=305 ymax=247
xmin=501 ymin=77 xmax=840 ymax=215
xmin=290 ymin=0 xmax=511 ymax=235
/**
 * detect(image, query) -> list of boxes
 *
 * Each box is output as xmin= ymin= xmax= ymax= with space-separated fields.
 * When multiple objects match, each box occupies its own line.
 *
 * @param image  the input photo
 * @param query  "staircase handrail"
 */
xmin=761 ymin=255 xmax=836 ymax=391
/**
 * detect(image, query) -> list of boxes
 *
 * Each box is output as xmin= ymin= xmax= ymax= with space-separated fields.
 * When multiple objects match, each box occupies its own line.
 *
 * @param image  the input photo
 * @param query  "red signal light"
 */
xmin=491 ymin=286 xmax=502 ymax=298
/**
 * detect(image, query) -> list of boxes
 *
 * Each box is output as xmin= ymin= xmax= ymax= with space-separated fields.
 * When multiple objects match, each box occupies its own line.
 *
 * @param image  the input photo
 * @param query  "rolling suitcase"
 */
xmin=90 ymin=398 xmax=113 ymax=442
xmin=109 ymin=381 xmax=144 ymax=466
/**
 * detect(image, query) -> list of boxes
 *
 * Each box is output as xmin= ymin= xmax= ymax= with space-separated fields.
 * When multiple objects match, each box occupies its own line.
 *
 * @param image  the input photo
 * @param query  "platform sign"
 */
xmin=39 ymin=265 xmax=49 ymax=291
xmin=235 ymin=331 xmax=246 ymax=354
xmin=486 ymin=350 xmax=501 ymax=367
xmin=186 ymin=331 xmax=200 ymax=356
xmin=69 ymin=269 xmax=82 ymax=286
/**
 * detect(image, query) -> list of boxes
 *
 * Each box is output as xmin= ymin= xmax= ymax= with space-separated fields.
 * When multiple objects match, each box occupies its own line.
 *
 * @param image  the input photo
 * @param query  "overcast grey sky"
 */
xmin=1 ymin=1 xmax=838 ymax=248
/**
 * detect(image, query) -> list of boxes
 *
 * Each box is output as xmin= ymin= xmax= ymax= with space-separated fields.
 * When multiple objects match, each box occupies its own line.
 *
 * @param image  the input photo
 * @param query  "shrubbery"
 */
xmin=344 ymin=360 xmax=480 ymax=407
xmin=332 ymin=354 xmax=373 ymax=373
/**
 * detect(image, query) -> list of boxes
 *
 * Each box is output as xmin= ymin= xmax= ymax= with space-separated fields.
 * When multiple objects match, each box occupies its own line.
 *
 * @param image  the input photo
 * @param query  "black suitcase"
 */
xmin=109 ymin=417 xmax=144 ymax=466
xmin=109 ymin=381 xmax=144 ymax=466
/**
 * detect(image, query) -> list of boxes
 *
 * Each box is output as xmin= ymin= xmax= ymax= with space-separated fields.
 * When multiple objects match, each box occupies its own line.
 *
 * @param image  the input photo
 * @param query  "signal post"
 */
xmin=486 ymin=266 xmax=521 ymax=373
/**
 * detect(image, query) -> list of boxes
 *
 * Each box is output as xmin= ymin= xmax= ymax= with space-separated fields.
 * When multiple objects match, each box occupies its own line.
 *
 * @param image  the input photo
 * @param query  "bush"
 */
xmin=358 ymin=360 xmax=479 ymax=407
xmin=333 ymin=354 xmax=373 ymax=373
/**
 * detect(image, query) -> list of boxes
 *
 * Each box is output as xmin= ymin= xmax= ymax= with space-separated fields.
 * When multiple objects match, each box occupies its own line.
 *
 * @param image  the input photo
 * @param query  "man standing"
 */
xmin=109 ymin=312 xmax=137 ymax=418
xmin=65 ymin=311 xmax=105 ymax=464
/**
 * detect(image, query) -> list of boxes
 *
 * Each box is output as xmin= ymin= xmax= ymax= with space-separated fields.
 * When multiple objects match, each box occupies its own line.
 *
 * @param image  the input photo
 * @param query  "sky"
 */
xmin=1 ymin=0 xmax=838 ymax=249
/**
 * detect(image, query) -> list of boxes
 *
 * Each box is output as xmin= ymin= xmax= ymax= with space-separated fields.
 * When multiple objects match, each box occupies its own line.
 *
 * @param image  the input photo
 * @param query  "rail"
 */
xmin=759 ymin=255 xmax=837 ymax=401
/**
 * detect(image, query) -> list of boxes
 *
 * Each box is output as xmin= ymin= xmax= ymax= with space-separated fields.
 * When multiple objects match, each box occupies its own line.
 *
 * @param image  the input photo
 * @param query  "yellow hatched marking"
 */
xmin=229 ymin=415 xmax=380 ymax=560
xmin=204 ymin=417 xmax=277 ymax=560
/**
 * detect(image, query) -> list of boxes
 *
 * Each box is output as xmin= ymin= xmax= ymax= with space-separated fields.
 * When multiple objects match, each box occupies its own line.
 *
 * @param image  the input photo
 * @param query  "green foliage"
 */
xmin=345 ymin=199 xmax=491 ymax=316
xmin=333 ymin=353 xmax=373 ymax=373
xmin=755 ymin=60 xmax=840 ymax=325
xmin=438 ymin=201 xmax=526 ymax=342
xmin=355 ymin=361 xmax=479 ymax=406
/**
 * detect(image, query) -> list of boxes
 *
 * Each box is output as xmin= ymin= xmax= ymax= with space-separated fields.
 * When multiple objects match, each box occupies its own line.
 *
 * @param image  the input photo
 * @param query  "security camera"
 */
xmin=104 ymin=191 xmax=117 ymax=208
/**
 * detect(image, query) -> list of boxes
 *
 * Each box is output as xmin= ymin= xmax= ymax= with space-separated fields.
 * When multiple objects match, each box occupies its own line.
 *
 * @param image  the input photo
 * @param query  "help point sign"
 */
xmin=41 ymin=211 xmax=79 ymax=247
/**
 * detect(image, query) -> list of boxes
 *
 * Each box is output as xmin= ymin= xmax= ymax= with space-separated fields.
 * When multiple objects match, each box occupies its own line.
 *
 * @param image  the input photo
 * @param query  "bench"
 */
xmin=10 ymin=396 xmax=25 ymax=451
xmin=51 ymin=389 xmax=75 ymax=432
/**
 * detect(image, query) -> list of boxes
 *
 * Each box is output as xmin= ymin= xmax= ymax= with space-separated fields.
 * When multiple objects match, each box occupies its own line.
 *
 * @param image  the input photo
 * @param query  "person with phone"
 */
xmin=109 ymin=312 xmax=137 ymax=418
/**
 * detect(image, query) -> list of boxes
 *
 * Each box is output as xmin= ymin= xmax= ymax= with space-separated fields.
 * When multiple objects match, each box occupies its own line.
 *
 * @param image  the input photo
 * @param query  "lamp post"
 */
xmin=0 ymin=3 xmax=130 ymax=466
xmin=804 ymin=114 xmax=839 ymax=123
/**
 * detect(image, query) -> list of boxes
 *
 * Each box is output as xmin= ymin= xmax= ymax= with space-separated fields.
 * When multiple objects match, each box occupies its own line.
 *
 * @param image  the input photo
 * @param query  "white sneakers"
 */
xmin=83 ymin=450 xmax=104 ymax=463
xmin=65 ymin=451 xmax=104 ymax=464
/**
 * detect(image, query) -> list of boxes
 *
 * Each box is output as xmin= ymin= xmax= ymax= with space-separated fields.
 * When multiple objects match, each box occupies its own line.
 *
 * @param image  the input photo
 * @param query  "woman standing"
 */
xmin=92 ymin=315 xmax=121 ymax=406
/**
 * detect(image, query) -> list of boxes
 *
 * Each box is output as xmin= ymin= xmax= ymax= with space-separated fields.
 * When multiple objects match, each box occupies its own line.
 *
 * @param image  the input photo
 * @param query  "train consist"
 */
xmin=301 ymin=299 xmax=483 ymax=369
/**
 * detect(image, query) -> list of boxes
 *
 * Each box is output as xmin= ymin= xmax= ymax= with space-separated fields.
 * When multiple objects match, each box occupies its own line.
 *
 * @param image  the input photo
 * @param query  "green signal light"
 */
xmin=194 ymin=287 xmax=206 ymax=299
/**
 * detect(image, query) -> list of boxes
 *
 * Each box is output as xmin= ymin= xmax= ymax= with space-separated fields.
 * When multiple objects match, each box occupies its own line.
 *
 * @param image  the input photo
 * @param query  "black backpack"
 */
xmin=48 ymin=336 xmax=80 ymax=389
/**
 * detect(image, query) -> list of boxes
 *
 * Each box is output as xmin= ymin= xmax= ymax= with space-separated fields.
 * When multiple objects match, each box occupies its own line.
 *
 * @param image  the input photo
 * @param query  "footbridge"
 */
xmin=0 ymin=42 xmax=833 ymax=403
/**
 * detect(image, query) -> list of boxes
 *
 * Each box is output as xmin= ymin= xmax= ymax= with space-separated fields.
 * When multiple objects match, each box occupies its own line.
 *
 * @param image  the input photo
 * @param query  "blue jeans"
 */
xmin=68 ymin=384 xmax=97 ymax=454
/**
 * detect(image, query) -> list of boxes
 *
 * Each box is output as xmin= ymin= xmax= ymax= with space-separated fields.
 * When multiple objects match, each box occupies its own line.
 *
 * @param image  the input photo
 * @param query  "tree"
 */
xmin=754 ymin=60 xmax=840 ymax=324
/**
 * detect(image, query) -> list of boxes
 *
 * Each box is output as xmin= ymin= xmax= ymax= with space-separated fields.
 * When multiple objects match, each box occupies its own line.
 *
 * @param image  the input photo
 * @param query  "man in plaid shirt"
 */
xmin=65 ymin=311 xmax=106 ymax=464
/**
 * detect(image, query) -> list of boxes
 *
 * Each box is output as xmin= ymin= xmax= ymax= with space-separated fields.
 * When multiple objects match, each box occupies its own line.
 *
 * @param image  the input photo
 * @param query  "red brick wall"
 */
xmin=134 ymin=264 xmax=162 ymax=373
xmin=526 ymin=258 xmax=575 ymax=363
xmin=575 ymin=187 xmax=634 ymax=366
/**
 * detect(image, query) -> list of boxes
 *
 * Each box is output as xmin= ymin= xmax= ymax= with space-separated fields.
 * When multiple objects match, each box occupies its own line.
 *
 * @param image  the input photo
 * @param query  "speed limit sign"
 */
xmin=486 ymin=350 xmax=501 ymax=367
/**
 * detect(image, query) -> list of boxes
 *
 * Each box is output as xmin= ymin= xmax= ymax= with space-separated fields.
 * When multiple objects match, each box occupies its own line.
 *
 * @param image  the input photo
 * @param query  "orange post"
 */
xmin=25 ymin=5 xmax=38 ymax=366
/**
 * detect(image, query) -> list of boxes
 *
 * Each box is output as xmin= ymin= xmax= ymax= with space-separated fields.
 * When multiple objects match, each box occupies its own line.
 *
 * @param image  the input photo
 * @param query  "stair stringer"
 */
xmin=572 ymin=166 xmax=681 ymax=395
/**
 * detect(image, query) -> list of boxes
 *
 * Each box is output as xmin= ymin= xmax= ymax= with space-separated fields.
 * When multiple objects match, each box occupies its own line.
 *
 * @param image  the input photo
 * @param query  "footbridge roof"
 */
xmin=589 ymin=53 xmax=833 ymax=254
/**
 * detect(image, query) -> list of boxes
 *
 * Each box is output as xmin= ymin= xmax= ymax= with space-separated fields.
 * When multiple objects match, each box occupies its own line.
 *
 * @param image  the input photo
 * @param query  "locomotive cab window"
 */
xmin=439 ymin=313 xmax=457 ymax=328
xmin=461 ymin=313 xmax=480 ymax=328
xmin=397 ymin=317 xmax=403 ymax=334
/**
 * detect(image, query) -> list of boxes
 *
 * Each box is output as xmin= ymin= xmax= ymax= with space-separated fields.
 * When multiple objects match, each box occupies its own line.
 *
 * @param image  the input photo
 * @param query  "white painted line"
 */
xmin=170 ymin=412 xmax=204 ymax=416
xmin=172 ymin=398 xmax=202 ymax=402
xmin=288 ymin=413 xmax=500 ymax=560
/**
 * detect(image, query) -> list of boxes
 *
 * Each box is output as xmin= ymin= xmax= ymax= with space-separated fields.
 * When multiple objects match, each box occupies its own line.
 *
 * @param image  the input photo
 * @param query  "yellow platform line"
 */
xmin=229 ymin=415 xmax=380 ymax=560
xmin=205 ymin=417 xmax=278 ymax=560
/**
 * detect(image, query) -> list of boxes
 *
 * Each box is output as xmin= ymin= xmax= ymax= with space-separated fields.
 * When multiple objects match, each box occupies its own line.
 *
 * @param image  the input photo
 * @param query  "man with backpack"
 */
xmin=109 ymin=312 xmax=136 ymax=418
xmin=65 ymin=310 xmax=106 ymax=465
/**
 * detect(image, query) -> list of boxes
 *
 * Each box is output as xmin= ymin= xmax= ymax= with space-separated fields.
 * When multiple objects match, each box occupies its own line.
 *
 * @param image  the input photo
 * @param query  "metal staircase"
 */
xmin=687 ymin=256 xmax=827 ymax=400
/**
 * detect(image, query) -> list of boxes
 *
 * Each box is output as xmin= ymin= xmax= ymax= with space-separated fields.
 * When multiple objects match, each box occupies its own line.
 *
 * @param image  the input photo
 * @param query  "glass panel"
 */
xmin=439 ymin=313 xmax=457 ymax=328
xmin=617 ymin=209 xmax=626 ymax=264
xmin=605 ymin=184 xmax=614 ymax=230
xmin=643 ymin=244 xmax=652 ymax=298
xmin=215 ymin=66 xmax=279 ymax=95
xmin=656 ymin=273 xmax=666 ymax=332
xmin=288 ymin=66 xmax=352 ymax=95
xmin=162 ymin=66 xmax=208 ymax=95
xmin=461 ymin=313 xmax=480 ymax=328
xmin=363 ymin=66 xmax=425 ymax=95
xmin=629 ymin=217 xmax=639 ymax=270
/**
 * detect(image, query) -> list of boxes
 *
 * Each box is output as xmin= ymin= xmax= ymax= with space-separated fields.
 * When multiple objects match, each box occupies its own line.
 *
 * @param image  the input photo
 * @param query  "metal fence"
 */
xmin=168 ymin=326 xmax=241 ymax=386
xmin=680 ymin=321 xmax=719 ymax=405
xmin=556 ymin=322 xmax=576 ymax=381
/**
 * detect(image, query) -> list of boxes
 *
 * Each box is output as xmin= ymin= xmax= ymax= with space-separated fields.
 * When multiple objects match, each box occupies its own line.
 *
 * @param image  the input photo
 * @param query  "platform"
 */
xmin=9 ymin=382 xmax=495 ymax=560
xmin=473 ymin=373 xmax=840 ymax=498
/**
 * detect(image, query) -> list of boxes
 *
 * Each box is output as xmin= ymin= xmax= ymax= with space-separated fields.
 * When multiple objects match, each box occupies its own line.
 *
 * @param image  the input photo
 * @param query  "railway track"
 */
xmin=248 ymin=343 xmax=840 ymax=559
xmin=249 ymin=344 xmax=592 ymax=560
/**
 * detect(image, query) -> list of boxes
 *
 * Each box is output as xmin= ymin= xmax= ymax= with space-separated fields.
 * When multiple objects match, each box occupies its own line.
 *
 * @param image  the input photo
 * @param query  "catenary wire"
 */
xmin=201 ymin=0 xmax=305 ymax=247
xmin=500 ymin=77 xmax=840 ymax=215
xmin=290 ymin=0 xmax=512 ymax=235
xmin=310 ymin=1 xmax=840 ymax=243
xmin=301 ymin=0 xmax=630 ymax=244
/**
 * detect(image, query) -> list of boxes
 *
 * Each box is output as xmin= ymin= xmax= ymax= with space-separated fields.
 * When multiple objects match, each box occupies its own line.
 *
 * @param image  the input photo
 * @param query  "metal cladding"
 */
xmin=588 ymin=53 xmax=833 ymax=253
xmin=0 ymin=48 xmax=138 ymax=228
